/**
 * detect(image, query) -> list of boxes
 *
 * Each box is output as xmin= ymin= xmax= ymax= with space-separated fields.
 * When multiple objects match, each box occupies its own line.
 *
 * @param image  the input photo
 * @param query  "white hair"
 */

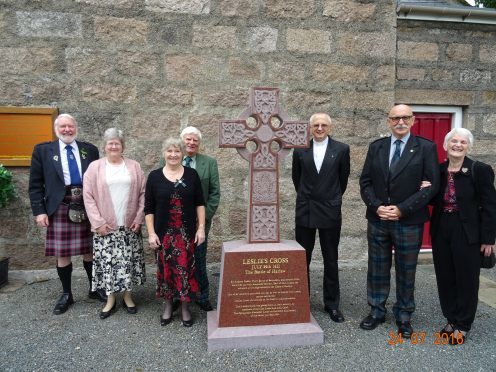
xmin=443 ymin=128 xmax=474 ymax=151
xmin=54 ymin=113 xmax=77 ymax=129
xmin=309 ymin=113 xmax=332 ymax=126
xmin=180 ymin=126 xmax=202 ymax=141
xmin=103 ymin=128 xmax=125 ymax=149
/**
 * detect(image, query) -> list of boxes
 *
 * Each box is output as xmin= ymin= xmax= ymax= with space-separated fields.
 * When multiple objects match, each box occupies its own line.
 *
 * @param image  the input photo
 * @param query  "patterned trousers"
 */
xmin=366 ymin=220 xmax=423 ymax=322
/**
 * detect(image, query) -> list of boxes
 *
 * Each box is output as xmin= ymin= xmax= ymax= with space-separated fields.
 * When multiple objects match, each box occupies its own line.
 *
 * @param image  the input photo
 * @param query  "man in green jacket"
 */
xmin=181 ymin=126 xmax=220 ymax=311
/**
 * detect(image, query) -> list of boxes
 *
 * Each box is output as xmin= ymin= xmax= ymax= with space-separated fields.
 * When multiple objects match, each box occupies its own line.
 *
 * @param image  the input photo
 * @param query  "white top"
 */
xmin=105 ymin=160 xmax=131 ymax=226
xmin=59 ymin=139 xmax=82 ymax=186
xmin=313 ymin=137 xmax=329 ymax=173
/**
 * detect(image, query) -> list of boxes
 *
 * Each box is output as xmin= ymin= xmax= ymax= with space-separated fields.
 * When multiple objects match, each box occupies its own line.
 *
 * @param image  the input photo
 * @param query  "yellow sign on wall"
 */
xmin=0 ymin=107 xmax=58 ymax=166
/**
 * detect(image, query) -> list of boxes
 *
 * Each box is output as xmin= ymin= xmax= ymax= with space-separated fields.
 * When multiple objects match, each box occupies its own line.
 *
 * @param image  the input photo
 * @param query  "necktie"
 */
xmin=184 ymin=156 xmax=192 ymax=168
xmin=389 ymin=139 xmax=402 ymax=172
xmin=66 ymin=145 xmax=82 ymax=185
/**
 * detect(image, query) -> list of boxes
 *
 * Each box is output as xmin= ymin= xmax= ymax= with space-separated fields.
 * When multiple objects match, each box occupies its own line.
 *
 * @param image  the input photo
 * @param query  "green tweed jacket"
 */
xmin=194 ymin=153 xmax=220 ymax=234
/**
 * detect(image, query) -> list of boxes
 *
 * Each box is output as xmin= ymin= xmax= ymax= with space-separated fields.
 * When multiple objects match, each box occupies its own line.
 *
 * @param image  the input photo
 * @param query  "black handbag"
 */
xmin=480 ymin=251 xmax=495 ymax=269
xmin=470 ymin=162 xmax=495 ymax=269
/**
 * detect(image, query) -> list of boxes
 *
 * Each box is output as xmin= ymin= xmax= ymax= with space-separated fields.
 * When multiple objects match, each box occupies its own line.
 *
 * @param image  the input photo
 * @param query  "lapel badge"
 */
xmin=53 ymin=155 xmax=59 ymax=162
xmin=410 ymin=149 xmax=414 ymax=153
xmin=462 ymin=167 xmax=468 ymax=174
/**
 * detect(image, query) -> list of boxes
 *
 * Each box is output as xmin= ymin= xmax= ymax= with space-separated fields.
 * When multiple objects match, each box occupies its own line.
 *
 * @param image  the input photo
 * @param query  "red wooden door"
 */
xmin=411 ymin=112 xmax=451 ymax=250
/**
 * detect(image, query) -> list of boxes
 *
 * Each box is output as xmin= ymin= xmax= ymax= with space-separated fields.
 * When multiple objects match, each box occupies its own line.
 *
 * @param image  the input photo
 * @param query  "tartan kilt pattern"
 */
xmin=45 ymin=196 xmax=92 ymax=257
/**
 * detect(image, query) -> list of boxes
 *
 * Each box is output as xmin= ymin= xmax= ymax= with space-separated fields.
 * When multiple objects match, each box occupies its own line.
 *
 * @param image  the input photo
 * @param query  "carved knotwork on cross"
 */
xmin=219 ymin=87 xmax=310 ymax=243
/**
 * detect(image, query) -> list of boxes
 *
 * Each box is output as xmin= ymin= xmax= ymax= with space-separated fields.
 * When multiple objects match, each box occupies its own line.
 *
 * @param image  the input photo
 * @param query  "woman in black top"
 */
xmin=430 ymin=128 xmax=496 ymax=344
xmin=145 ymin=137 xmax=205 ymax=327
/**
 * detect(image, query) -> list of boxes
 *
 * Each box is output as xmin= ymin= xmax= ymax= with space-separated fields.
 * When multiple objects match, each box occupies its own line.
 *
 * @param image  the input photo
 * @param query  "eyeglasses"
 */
xmin=312 ymin=124 xmax=330 ymax=129
xmin=388 ymin=116 xmax=413 ymax=123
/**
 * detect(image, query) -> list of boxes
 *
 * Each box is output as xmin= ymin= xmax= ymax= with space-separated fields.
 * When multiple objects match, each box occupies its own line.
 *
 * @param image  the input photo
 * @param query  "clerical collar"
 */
xmin=313 ymin=137 xmax=329 ymax=147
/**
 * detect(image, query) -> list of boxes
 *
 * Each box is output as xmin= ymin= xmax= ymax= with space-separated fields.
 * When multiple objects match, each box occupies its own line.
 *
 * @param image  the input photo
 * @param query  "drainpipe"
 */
xmin=396 ymin=3 xmax=496 ymax=24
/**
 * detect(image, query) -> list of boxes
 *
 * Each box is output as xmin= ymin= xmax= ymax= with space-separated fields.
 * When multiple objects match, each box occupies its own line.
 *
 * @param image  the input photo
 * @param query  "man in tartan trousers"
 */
xmin=358 ymin=104 xmax=439 ymax=338
xmin=29 ymin=114 xmax=105 ymax=315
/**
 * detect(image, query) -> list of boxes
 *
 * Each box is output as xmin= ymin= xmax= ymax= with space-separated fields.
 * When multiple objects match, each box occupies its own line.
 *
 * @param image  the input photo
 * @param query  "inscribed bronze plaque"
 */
xmin=218 ymin=246 xmax=310 ymax=327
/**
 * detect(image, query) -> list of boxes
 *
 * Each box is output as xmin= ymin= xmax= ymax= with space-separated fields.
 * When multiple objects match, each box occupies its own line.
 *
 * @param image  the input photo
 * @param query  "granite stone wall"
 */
xmin=0 ymin=1 xmax=493 ymax=269
xmin=396 ymin=20 xmax=496 ymax=166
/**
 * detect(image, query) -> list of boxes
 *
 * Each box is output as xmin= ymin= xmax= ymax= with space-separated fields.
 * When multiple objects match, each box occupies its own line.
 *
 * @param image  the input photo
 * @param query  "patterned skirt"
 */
xmin=45 ymin=197 xmax=92 ymax=257
xmin=92 ymin=227 xmax=146 ymax=294
xmin=156 ymin=230 xmax=198 ymax=302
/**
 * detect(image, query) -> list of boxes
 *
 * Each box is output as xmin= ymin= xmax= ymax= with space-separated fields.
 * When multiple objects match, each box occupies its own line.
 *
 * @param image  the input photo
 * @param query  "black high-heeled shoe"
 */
xmin=181 ymin=304 xmax=193 ymax=327
xmin=122 ymin=301 xmax=137 ymax=314
xmin=99 ymin=302 xmax=116 ymax=320
xmin=160 ymin=315 xmax=172 ymax=326
xmin=182 ymin=317 xmax=194 ymax=327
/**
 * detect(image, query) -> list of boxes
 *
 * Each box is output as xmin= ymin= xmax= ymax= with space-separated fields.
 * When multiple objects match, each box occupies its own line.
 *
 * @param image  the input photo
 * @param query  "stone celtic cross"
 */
xmin=219 ymin=87 xmax=310 ymax=243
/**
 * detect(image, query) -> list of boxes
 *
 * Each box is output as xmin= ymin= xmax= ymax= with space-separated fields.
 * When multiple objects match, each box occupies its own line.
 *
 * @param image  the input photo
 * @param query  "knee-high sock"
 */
xmin=83 ymin=260 xmax=93 ymax=289
xmin=57 ymin=263 xmax=73 ymax=294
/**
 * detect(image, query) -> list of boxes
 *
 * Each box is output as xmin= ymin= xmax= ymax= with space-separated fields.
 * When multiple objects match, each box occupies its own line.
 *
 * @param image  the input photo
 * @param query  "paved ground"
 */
xmin=1 ymin=261 xmax=495 ymax=371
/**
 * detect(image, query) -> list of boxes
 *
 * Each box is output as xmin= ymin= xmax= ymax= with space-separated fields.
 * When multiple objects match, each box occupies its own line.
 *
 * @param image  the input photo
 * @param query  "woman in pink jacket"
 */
xmin=83 ymin=128 xmax=146 ymax=319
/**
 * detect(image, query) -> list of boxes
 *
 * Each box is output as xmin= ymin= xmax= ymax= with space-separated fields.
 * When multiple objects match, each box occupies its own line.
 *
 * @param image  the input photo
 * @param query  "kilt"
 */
xmin=45 ymin=195 xmax=92 ymax=257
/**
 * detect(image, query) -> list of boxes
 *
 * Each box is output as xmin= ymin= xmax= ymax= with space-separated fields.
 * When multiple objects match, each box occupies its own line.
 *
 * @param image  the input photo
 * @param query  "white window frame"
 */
xmin=410 ymin=105 xmax=462 ymax=129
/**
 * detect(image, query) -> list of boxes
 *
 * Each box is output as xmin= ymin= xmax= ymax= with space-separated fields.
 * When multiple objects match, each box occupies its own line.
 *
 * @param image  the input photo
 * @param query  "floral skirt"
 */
xmin=156 ymin=231 xmax=198 ymax=302
xmin=92 ymin=227 xmax=146 ymax=294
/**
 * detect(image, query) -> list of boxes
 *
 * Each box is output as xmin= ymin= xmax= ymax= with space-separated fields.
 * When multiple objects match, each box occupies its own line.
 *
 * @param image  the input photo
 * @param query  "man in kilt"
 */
xmin=29 ymin=113 xmax=106 ymax=315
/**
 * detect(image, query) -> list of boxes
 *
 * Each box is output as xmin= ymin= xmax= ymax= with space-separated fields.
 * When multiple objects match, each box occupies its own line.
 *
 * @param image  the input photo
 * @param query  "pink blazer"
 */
xmin=83 ymin=157 xmax=145 ymax=231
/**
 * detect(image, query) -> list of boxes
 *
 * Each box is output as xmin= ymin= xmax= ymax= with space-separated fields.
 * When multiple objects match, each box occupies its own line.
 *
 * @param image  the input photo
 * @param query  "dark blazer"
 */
xmin=430 ymin=157 xmax=496 ymax=246
xmin=292 ymin=137 xmax=350 ymax=229
xmin=29 ymin=140 xmax=99 ymax=216
xmin=359 ymin=135 xmax=439 ymax=225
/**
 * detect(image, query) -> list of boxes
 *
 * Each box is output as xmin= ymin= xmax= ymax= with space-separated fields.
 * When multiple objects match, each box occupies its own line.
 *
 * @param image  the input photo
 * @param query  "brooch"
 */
xmin=53 ymin=155 xmax=59 ymax=162
xmin=174 ymin=178 xmax=187 ymax=188
xmin=462 ymin=167 xmax=468 ymax=174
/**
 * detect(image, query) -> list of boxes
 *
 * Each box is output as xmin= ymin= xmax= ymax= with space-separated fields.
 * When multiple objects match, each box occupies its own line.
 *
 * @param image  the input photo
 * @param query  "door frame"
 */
xmin=410 ymin=105 xmax=463 ymax=253
xmin=411 ymin=105 xmax=462 ymax=129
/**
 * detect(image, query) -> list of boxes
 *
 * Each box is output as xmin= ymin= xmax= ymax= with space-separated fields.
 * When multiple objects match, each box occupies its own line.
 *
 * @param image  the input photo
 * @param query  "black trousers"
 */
xmin=295 ymin=224 xmax=341 ymax=310
xmin=432 ymin=212 xmax=480 ymax=332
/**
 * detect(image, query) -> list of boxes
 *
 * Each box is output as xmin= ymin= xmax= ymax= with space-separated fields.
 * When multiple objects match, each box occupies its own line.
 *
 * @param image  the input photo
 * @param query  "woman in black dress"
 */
xmin=430 ymin=128 xmax=496 ymax=344
xmin=145 ymin=137 xmax=205 ymax=327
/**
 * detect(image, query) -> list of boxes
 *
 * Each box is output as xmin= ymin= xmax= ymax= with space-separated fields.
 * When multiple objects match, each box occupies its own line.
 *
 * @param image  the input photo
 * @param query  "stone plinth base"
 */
xmin=207 ymin=239 xmax=324 ymax=351
xmin=207 ymin=311 xmax=323 ymax=351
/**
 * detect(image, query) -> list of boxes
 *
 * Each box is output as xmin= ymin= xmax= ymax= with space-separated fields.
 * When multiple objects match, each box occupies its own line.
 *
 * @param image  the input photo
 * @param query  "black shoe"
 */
xmin=396 ymin=320 xmax=413 ymax=339
xmin=99 ymin=302 xmax=116 ymax=320
xmin=450 ymin=329 xmax=466 ymax=345
xmin=196 ymin=300 xmax=213 ymax=312
xmin=122 ymin=301 xmax=137 ymax=314
xmin=89 ymin=289 xmax=108 ymax=303
xmin=359 ymin=314 xmax=385 ymax=330
xmin=440 ymin=323 xmax=454 ymax=338
xmin=182 ymin=317 xmax=194 ymax=327
xmin=160 ymin=315 xmax=172 ymax=326
xmin=325 ymin=307 xmax=344 ymax=323
xmin=53 ymin=293 xmax=74 ymax=315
